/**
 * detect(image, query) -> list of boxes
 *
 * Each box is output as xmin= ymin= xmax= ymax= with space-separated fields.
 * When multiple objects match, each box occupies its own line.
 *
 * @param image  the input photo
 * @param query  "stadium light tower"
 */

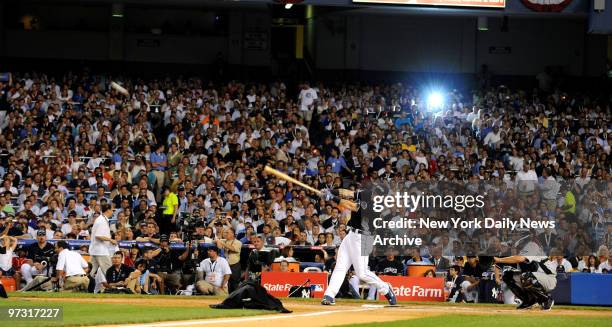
xmin=427 ymin=92 xmax=444 ymax=111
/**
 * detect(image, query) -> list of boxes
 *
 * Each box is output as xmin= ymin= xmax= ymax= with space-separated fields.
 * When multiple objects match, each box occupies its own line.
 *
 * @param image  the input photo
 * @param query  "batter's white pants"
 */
xmin=324 ymin=231 xmax=390 ymax=299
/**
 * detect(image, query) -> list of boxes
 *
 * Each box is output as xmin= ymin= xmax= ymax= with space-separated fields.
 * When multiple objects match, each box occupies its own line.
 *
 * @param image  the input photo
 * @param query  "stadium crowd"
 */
xmin=0 ymin=70 xmax=610 ymax=299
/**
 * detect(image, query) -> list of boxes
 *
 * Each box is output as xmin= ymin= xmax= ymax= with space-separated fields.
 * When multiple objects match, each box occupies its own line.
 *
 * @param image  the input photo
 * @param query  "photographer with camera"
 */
xmin=21 ymin=229 xmax=54 ymax=281
xmin=215 ymin=227 xmax=241 ymax=292
xmin=154 ymin=234 xmax=190 ymax=294
xmin=190 ymin=221 xmax=213 ymax=244
xmin=20 ymin=230 xmax=57 ymax=291
xmin=245 ymin=235 xmax=274 ymax=283
xmin=195 ymin=245 xmax=231 ymax=296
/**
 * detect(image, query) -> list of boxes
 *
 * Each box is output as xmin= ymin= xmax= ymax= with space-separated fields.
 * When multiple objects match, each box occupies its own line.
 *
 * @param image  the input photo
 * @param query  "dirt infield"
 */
xmin=19 ymin=296 xmax=612 ymax=327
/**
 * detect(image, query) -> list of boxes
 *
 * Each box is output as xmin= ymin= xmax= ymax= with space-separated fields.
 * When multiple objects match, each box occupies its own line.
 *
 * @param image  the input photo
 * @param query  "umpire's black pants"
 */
xmin=229 ymin=263 xmax=241 ymax=293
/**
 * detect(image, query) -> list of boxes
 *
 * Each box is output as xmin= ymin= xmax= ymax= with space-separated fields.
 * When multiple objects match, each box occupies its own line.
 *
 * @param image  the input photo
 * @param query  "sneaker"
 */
xmin=516 ymin=300 xmax=535 ymax=310
xmin=384 ymin=284 xmax=397 ymax=305
xmin=321 ymin=295 xmax=335 ymax=305
xmin=541 ymin=297 xmax=554 ymax=311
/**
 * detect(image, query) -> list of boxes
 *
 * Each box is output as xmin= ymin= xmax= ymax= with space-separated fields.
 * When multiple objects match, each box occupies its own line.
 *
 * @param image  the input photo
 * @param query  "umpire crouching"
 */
xmin=55 ymin=241 xmax=89 ymax=292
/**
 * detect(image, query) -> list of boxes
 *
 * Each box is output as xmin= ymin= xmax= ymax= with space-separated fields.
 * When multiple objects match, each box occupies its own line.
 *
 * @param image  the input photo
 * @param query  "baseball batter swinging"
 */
xmin=320 ymin=186 xmax=397 ymax=306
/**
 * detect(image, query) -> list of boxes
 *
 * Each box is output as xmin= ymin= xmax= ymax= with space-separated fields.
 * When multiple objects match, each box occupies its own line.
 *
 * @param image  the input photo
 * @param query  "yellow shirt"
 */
xmin=564 ymin=191 xmax=576 ymax=214
xmin=163 ymin=192 xmax=179 ymax=215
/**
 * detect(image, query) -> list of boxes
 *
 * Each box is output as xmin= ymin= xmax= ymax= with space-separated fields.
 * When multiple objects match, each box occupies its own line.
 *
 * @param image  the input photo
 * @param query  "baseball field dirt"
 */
xmin=7 ymin=293 xmax=612 ymax=327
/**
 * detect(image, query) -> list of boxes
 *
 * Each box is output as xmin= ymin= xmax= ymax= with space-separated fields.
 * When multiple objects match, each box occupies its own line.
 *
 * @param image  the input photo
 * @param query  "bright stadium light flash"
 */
xmin=285 ymin=3 xmax=293 ymax=9
xmin=427 ymin=92 xmax=444 ymax=111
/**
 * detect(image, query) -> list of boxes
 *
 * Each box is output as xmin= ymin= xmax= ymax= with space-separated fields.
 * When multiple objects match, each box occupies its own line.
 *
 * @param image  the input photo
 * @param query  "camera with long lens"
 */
xmin=182 ymin=212 xmax=205 ymax=239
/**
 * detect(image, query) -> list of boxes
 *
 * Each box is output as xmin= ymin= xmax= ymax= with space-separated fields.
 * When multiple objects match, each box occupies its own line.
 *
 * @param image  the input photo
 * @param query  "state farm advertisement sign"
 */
xmin=261 ymin=272 xmax=328 ymax=298
xmin=380 ymin=276 xmax=445 ymax=302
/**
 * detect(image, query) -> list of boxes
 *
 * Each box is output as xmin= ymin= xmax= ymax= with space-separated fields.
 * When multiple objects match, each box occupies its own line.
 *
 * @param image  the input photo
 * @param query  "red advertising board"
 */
xmin=380 ymin=276 xmax=445 ymax=302
xmin=353 ymin=0 xmax=506 ymax=8
xmin=261 ymin=272 xmax=328 ymax=298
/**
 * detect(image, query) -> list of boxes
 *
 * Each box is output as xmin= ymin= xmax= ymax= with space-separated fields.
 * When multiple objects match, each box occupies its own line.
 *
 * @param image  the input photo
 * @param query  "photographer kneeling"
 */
xmin=195 ymin=246 xmax=231 ymax=296
xmin=55 ymin=241 xmax=89 ymax=292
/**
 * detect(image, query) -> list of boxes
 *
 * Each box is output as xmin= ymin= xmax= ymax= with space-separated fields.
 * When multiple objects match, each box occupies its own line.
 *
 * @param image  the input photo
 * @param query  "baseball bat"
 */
xmin=264 ymin=166 xmax=321 ymax=196
xmin=287 ymin=278 xmax=311 ymax=298
xmin=111 ymin=81 xmax=129 ymax=96
xmin=263 ymin=166 xmax=358 ymax=211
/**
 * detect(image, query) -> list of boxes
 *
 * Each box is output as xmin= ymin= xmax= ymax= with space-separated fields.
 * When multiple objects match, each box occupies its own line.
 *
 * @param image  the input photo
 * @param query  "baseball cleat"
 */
xmin=384 ymin=284 xmax=397 ymax=306
xmin=321 ymin=295 xmax=335 ymax=305
xmin=541 ymin=298 xmax=554 ymax=311
xmin=516 ymin=300 xmax=535 ymax=310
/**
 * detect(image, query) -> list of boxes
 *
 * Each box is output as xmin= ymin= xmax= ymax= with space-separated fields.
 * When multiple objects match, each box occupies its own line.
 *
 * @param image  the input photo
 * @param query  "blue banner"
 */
xmin=570 ymin=273 xmax=612 ymax=306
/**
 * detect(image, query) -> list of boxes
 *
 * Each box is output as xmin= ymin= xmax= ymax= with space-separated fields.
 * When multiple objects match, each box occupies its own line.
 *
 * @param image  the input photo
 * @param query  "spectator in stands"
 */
xmin=125 ymin=259 xmax=153 ymax=294
xmin=140 ymin=247 xmax=164 ymax=294
xmin=160 ymin=187 xmax=178 ymax=236
xmin=279 ymin=260 xmax=290 ymax=272
xmin=597 ymin=254 xmax=612 ymax=273
xmin=550 ymin=254 xmax=573 ymax=273
xmin=150 ymin=145 xmax=168 ymax=199
xmin=367 ymin=249 xmax=403 ymax=300
xmin=196 ymin=246 xmax=231 ymax=296
xmin=447 ymin=265 xmax=468 ymax=303
xmin=597 ymin=244 xmax=608 ymax=258
xmin=431 ymin=246 xmax=450 ymax=272
xmin=577 ymin=255 xmax=599 ymax=273
xmin=0 ymin=235 xmax=19 ymax=288
xmin=458 ymin=256 xmax=481 ymax=303
xmin=276 ymin=246 xmax=297 ymax=263
xmin=136 ymin=222 xmax=161 ymax=244
xmin=125 ymin=245 xmax=140 ymax=268
xmin=403 ymin=247 xmax=431 ymax=275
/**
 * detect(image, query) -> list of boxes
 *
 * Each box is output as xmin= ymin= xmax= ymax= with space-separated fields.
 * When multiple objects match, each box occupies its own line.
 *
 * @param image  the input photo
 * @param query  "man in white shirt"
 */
xmin=89 ymin=204 xmax=116 ymax=278
xmin=515 ymin=163 xmax=538 ymax=196
xmin=298 ymin=82 xmax=317 ymax=122
xmin=598 ymin=254 xmax=612 ymax=273
xmin=550 ymin=255 xmax=573 ymax=273
xmin=539 ymin=168 xmax=560 ymax=210
xmin=196 ymin=246 xmax=231 ymax=296
xmin=55 ymin=241 xmax=89 ymax=292
xmin=0 ymin=235 xmax=18 ymax=289
xmin=483 ymin=126 xmax=502 ymax=148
